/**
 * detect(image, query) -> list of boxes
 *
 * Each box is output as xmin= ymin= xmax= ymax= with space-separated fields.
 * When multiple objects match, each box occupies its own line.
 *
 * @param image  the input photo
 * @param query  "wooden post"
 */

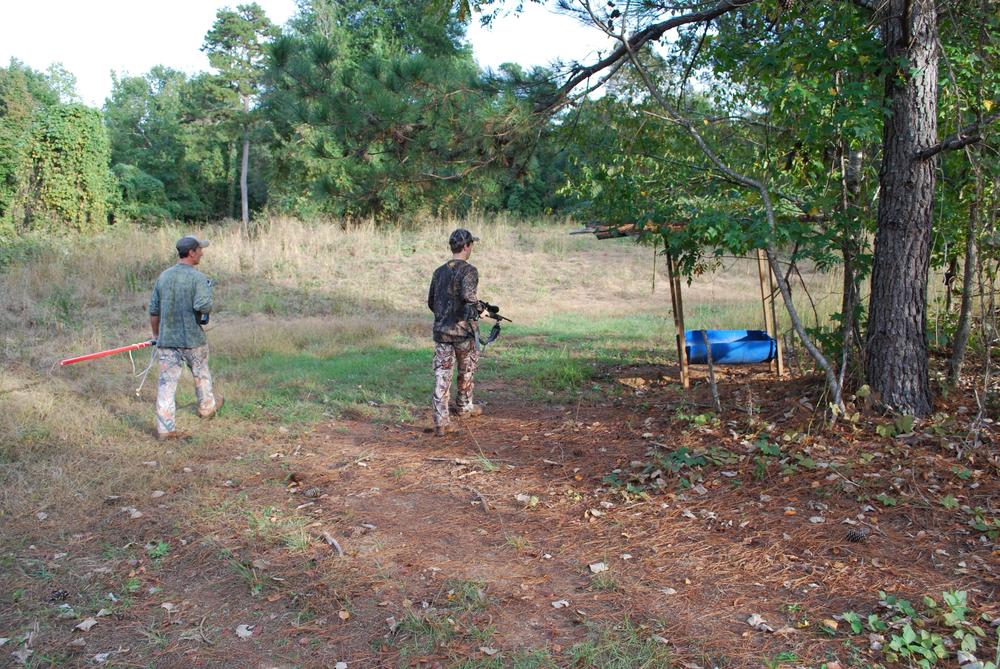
xmin=767 ymin=256 xmax=785 ymax=377
xmin=756 ymin=249 xmax=782 ymax=378
xmin=701 ymin=330 xmax=721 ymax=412
xmin=666 ymin=248 xmax=689 ymax=388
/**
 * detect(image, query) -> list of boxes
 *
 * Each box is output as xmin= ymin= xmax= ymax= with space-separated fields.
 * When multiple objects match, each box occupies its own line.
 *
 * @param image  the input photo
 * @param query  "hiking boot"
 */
xmin=157 ymin=430 xmax=190 ymax=441
xmin=198 ymin=396 xmax=224 ymax=419
xmin=458 ymin=405 xmax=482 ymax=418
xmin=434 ymin=424 xmax=457 ymax=437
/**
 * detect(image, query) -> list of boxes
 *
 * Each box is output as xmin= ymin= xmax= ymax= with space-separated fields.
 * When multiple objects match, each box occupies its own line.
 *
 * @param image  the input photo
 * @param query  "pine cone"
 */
xmin=846 ymin=527 xmax=869 ymax=543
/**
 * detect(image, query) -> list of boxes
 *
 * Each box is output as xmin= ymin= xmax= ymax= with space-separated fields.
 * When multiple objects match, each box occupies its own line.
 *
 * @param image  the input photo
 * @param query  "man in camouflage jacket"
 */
xmin=427 ymin=229 xmax=484 ymax=436
xmin=149 ymin=235 xmax=223 ymax=439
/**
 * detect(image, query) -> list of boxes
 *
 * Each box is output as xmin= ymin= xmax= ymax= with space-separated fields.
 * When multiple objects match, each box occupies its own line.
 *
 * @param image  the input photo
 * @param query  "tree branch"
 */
xmin=916 ymin=110 xmax=1000 ymax=160
xmin=537 ymin=0 xmax=754 ymax=113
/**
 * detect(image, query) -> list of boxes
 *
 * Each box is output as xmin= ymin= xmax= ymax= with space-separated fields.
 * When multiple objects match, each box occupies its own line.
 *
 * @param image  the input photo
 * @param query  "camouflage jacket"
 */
xmin=149 ymin=264 xmax=213 ymax=348
xmin=428 ymin=259 xmax=479 ymax=343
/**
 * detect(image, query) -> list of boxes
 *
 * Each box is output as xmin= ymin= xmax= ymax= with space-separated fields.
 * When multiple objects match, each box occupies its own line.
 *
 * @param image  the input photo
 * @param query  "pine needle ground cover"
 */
xmin=0 ymin=218 xmax=996 ymax=668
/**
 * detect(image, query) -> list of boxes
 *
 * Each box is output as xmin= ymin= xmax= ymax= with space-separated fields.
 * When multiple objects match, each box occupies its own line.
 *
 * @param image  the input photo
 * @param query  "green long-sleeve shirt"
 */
xmin=149 ymin=264 xmax=213 ymax=348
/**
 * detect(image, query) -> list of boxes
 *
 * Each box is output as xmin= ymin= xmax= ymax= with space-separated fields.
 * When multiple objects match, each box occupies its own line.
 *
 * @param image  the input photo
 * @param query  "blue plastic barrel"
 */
xmin=684 ymin=329 xmax=776 ymax=365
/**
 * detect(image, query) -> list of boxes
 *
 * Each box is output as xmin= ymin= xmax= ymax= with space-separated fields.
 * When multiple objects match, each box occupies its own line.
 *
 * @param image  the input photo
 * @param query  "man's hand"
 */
xmin=150 ymin=315 xmax=160 ymax=339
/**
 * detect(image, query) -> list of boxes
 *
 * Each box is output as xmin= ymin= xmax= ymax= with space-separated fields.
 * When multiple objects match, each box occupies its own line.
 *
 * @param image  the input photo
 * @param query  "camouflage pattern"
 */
xmin=149 ymin=264 xmax=213 ymax=348
xmin=155 ymin=345 xmax=217 ymax=435
xmin=432 ymin=339 xmax=479 ymax=427
xmin=428 ymin=259 xmax=479 ymax=343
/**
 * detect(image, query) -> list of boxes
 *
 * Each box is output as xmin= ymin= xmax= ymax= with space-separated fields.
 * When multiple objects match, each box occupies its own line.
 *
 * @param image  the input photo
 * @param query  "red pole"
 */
xmin=60 ymin=340 xmax=156 ymax=366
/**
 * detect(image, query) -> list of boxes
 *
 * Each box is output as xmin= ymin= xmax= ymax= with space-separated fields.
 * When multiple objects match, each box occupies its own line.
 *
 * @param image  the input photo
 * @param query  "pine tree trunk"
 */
xmin=240 ymin=129 xmax=250 ymax=237
xmin=865 ymin=0 xmax=938 ymax=416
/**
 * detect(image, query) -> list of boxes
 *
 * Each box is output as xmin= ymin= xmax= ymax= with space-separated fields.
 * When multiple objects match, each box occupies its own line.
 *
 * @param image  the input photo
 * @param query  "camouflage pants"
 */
xmin=432 ymin=339 xmax=478 ymax=427
xmin=156 ymin=345 xmax=216 ymax=435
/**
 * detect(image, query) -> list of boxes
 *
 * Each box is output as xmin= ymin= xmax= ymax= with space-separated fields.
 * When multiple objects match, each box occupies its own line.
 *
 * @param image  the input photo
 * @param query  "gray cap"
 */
xmin=176 ymin=235 xmax=210 ymax=254
xmin=448 ymin=229 xmax=479 ymax=247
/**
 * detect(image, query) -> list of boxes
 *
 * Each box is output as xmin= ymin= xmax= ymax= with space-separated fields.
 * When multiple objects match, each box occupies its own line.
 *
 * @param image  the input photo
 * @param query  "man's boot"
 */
xmin=157 ymin=430 xmax=190 ymax=441
xmin=434 ymin=423 xmax=456 ymax=437
xmin=458 ymin=405 xmax=482 ymax=418
xmin=198 ymin=396 xmax=225 ymax=419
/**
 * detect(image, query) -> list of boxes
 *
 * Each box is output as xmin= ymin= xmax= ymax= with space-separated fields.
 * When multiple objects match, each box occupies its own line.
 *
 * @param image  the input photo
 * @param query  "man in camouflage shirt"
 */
xmin=149 ymin=235 xmax=222 ymax=440
xmin=427 ymin=229 xmax=484 ymax=436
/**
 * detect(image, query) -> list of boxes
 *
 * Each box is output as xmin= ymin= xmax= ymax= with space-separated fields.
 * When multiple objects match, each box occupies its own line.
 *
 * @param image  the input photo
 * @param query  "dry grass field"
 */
xmin=1 ymin=217 xmax=997 ymax=668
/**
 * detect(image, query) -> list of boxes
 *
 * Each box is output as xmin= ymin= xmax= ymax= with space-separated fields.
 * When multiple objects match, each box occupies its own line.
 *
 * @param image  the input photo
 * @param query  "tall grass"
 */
xmin=0 ymin=215 xmax=847 ymax=520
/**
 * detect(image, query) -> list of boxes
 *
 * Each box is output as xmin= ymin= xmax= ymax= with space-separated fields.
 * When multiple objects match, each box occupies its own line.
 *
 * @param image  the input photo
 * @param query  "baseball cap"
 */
xmin=448 ymin=229 xmax=479 ymax=247
xmin=176 ymin=235 xmax=210 ymax=254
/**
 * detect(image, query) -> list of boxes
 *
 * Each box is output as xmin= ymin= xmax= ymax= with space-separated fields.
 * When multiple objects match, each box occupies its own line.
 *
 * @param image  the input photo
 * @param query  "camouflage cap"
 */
xmin=448 ymin=229 xmax=479 ymax=247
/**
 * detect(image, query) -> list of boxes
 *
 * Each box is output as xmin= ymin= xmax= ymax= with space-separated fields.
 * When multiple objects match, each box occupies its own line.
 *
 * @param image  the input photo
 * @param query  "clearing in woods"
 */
xmin=1 ymin=220 xmax=997 ymax=668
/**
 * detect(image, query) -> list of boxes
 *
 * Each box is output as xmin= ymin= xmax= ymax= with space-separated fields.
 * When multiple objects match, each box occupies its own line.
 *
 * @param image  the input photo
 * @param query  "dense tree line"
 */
xmin=1 ymin=0 xmax=571 ymax=236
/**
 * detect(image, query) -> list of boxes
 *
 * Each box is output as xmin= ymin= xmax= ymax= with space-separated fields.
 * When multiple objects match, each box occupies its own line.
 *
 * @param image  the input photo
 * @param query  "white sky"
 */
xmin=0 ymin=1 xmax=614 ymax=107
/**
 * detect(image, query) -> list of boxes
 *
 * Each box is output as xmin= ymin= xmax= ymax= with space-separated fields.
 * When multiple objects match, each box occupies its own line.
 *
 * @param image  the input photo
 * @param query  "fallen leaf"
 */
xmin=652 ymin=635 xmax=669 ymax=644
xmin=12 ymin=648 xmax=32 ymax=664
xmin=659 ymin=587 xmax=678 ymax=595
xmin=589 ymin=562 xmax=608 ymax=574
xmin=160 ymin=602 xmax=177 ymax=613
xmin=151 ymin=490 xmax=165 ymax=498
xmin=36 ymin=512 xmax=48 ymax=521
xmin=235 ymin=624 xmax=254 ymax=639
xmin=335 ymin=663 xmax=348 ymax=669
xmin=338 ymin=610 xmax=350 ymax=621
xmin=551 ymin=600 xmax=570 ymax=609
xmin=93 ymin=652 xmax=111 ymax=663
xmin=746 ymin=613 xmax=774 ymax=633
xmin=96 ymin=609 xmax=112 ymax=617
xmin=75 ymin=618 xmax=98 ymax=632
xmin=480 ymin=646 xmax=498 ymax=656
xmin=809 ymin=516 xmax=826 ymax=524
xmin=0 ymin=638 xmax=7 ymax=647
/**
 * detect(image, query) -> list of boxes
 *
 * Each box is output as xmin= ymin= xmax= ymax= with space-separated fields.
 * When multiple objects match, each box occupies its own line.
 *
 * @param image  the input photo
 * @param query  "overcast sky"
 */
xmin=0 ymin=1 xmax=613 ymax=106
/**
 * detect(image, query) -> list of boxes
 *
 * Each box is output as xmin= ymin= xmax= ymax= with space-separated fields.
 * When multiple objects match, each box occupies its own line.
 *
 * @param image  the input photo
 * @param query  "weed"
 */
xmin=589 ymin=572 xmax=619 ymax=592
xmin=444 ymin=578 xmax=490 ymax=611
xmin=392 ymin=611 xmax=457 ymax=658
xmin=568 ymin=619 xmax=672 ymax=668
xmin=391 ymin=466 xmax=407 ymax=480
xmin=145 ymin=540 xmax=170 ymax=561
xmin=474 ymin=454 xmax=500 ymax=472
xmin=504 ymin=534 xmax=529 ymax=551
xmin=764 ymin=651 xmax=798 ymax=668
xmin=225 ymin=552 xmax=264 ymax=598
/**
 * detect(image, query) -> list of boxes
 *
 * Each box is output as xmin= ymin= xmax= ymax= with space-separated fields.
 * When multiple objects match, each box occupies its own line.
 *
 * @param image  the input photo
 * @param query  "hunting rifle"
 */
xmin=470 ymin=300 xmax=510 ymax=350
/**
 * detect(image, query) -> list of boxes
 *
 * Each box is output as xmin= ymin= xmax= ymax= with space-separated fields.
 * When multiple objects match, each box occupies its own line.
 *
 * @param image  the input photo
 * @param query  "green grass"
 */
xmin=216 ymin=344 xmax=430 ymax=423
xmin=568 ymin=620 xmax=673 ymax=668
xmin=204 ymin=312 xmax=685 ymax=429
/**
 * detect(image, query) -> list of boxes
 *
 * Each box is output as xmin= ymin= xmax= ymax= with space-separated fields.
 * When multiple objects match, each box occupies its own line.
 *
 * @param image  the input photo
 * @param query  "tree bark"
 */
xmin=865 ymin=0 xmax=938 ymax=416
xmin=240 ymin=129 xmax=250 ymax=237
